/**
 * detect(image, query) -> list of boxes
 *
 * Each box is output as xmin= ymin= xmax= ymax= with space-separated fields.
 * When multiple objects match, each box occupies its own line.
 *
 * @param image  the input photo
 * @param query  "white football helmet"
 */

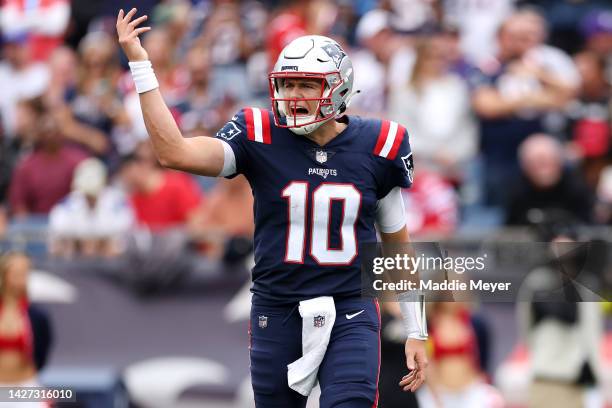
xmin=269 ymin=35 xmax=355 ymax=135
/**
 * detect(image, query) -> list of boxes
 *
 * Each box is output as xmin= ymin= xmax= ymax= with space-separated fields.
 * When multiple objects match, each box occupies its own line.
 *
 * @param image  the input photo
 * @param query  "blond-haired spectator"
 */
xmin=417 ymin=303 xmax=504 ymax=408
xmin=0 ymin=252 xmax=52 ymax=407
xmin=389 ymin=35 xmax=477 ymax=182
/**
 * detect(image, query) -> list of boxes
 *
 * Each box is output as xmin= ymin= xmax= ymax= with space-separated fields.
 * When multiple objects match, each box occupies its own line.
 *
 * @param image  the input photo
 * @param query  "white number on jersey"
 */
xmin=282 ymin=182 xmax=361 ymax=265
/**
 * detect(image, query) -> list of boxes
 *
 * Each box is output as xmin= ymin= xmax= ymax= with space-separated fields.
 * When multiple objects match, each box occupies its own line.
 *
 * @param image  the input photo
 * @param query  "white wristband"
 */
xmin=129 ymin=60 xmax=159 ymax=94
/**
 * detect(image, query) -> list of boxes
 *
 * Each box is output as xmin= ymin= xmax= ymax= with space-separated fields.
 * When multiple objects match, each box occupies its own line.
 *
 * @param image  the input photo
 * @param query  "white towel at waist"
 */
xmin=287 ymin=296 xmax=336 ymax=396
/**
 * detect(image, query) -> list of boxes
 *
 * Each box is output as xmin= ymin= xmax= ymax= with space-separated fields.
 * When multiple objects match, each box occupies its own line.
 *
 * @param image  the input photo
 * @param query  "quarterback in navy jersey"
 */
xmin=117 ymin=9 xmax=427 ymax=408
xmin=216 ymin=107 xmax=414 ymax=307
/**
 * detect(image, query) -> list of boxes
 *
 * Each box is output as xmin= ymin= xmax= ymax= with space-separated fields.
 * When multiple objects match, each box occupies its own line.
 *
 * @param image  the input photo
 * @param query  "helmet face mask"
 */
xmin=268 ymin=36 xmax=354 ymax=135
xmin=269 ymin=71 xmax=344 ymax=133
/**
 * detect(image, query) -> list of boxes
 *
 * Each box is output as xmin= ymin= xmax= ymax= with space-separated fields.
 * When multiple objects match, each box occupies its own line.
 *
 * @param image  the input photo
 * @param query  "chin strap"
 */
xmin=343 ymin=89 xmax=361 ymax=112
xmin=335 ymin=89 xmax=361 ymax=115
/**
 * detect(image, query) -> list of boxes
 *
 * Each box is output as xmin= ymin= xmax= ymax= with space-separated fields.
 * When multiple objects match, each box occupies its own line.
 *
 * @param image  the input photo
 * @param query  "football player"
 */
xmin=117 ymin=8 xmax=427 ymax=407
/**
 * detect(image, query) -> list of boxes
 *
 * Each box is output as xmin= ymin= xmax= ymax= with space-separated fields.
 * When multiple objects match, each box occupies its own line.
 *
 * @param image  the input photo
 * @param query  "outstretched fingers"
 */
xmin=124 ymin=8 xmax=138 ymax=23
xmin=133 ymin=27 xmax=151 ymax=35
xmin=117 ymin=8 xmax=150 ymax=41
xmin=117 ymin=8 xmax=137 ymax=30
xmin=129 ymin=15 xmax=148 ymax=28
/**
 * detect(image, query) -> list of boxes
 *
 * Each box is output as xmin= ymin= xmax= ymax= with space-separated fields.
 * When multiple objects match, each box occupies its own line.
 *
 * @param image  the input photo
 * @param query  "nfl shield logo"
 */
xmin=258 ymin=315 xmax=268 ymax=329
xmin=315 ymin=150 xmax=327 ymax=164
xmin=313 ymin=315 xmax=325 ymax=328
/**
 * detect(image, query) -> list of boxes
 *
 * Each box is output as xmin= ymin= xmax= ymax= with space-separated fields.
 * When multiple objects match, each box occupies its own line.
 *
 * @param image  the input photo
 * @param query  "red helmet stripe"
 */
xmin=387 ymin=124 xmax=406 ymax=160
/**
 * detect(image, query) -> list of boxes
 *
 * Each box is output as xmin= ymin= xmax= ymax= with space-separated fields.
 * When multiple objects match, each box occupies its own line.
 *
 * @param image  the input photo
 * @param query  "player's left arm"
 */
xmin=380 ymin=226 xmax=428 ymax=392
xmin=376 ymin=125 xmax=427 ymax=391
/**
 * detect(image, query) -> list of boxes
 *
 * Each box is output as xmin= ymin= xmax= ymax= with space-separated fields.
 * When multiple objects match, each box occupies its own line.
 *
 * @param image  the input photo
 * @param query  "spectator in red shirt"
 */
xmin=119 ymin=143 xmax=202 ymax=231
xmin=403 ymin=170 xmax=459 ymax=236
xmin=266 ymin=0 xmax=309 ymax=67
xmin=8 ymin=109 xmax=88 ymax=217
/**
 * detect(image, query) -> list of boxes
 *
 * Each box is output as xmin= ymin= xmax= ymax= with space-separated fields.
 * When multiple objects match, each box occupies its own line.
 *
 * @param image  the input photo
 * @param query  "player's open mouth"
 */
xmin=292 ymin=106 xmax=310 ymax=116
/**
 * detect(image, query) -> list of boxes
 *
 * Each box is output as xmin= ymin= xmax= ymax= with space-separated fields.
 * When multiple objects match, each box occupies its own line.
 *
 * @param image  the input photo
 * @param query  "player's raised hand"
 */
xmin=116 ymin=8 xmax=151 ymax=62
xmin=399 ymin=338 xmax=428 ymax=392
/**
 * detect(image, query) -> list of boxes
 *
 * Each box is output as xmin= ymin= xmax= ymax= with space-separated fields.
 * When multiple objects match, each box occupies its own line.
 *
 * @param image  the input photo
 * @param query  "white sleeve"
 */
xmin=218 ymin=139 xmax=237 ymax=177
xmin=398 ymin=292 xmax=428 ymax=340
xmin=375 ymin=186 xmax=406 ymax=233
xmin=376 ymin=187 xmax=427 ymax=339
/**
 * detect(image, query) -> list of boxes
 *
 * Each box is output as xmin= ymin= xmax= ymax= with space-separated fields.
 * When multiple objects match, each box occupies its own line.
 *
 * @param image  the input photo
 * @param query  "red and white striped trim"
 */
xmin=244 ymin=107 xmax=271 ymax=144
xmin=373 ymin=120 xmax=406 ymax=160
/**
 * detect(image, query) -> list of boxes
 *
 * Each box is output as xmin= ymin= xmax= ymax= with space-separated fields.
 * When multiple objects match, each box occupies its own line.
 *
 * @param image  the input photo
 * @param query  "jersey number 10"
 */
xmin=282 ymin=182 xmax=361 ymax=265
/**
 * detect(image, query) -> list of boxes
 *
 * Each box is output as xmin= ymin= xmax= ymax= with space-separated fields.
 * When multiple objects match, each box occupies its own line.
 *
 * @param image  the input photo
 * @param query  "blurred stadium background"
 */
xmin=0 ymin=0 xmax=611 ymax=407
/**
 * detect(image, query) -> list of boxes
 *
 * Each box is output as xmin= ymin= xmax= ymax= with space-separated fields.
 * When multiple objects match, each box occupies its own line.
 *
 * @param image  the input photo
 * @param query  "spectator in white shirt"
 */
xmin=443 ymin=0 xmax=515 ymax=65
xmin=49 ymin=158 xmax=134 ymax=258
xmin=389 ymin=35 xmax=477 ymax=183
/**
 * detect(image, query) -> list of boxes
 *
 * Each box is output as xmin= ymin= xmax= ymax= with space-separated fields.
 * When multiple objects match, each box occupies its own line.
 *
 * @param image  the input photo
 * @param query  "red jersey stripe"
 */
xmin=244 ymin=108 xmax=255 ymax=141
xmin=373 ymin=120 xmax=390 ymax=156
xmin=260 ymin=109 xmax=272 ymax=144
xmin=387 ymin=124 xmax=406 ymax=160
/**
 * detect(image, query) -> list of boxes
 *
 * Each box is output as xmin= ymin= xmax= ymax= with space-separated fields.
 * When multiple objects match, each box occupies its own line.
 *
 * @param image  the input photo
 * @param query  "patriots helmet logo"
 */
xmin=322 ymin=43 xmax=346 ymax=68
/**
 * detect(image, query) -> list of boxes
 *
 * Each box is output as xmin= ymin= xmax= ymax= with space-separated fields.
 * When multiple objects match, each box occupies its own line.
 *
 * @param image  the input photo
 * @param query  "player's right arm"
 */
xmin=116 ymin=8 xmax=224 ymax=177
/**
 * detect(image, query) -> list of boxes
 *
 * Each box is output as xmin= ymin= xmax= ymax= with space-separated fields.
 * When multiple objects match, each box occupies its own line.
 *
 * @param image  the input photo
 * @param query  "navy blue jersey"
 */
xmin=215 ymin=107 xmax=413 ymax=305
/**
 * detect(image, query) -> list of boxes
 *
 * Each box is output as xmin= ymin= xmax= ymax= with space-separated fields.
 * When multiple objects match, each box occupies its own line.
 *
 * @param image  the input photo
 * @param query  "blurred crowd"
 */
xmin=0 ymin=0 xmax=610 ymax=247
xmin=0 ymin=0 xmax=610 ymax=252
xmin=0 ymin=1 xmax=610 ymax=407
